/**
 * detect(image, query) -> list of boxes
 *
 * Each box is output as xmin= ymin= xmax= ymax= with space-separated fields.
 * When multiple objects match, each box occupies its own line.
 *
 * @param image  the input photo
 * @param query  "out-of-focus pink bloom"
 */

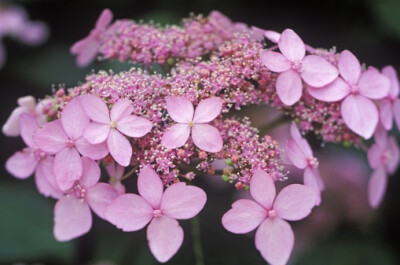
xmin=106 ymin=166 xmax=207 ymax=263
xmin=70 ymin=9 xmax=113 ymax=67
xmin=33 ymin=97 xmax=109 ymax=191
xmin=81 ymin=95 xmax=152 ymax=167
xmin=54 ymin=157 xmax=119 ymax=241
xmin=260 ymin=29 xmax=338 ymax=106
xmin=6 ymin=113 xmax=62 ymax=198
xmin=286 ymin=123 xmax=324 ymax=205
xmin=222 ymin=170 xmax=317 ymax=265
xmin=379 ymin=65 xmax=400 ymax=131
xmin=308 ymin=50 xmax=390 ymax=139
xmin=106 ymin=161 xmax=125 ymax=194
xmin=367 ymin=126 xmax=400 ymax=208
xmin=162 ymin=96 xmax=223 ymax=153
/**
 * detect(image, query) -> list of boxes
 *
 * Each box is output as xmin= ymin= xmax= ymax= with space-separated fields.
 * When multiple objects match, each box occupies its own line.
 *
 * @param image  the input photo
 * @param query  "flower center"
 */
xmin=188 ymin=120 xmax=195 ymax=127
xmin=382 ymin=150 xmax=392 ymax=166
xmin=33 ymin=148 xmax=47 ymax=160
xmin=67 ymin=139 xmax=75 ymax=148
xmin=350 ymin=84 xmax=359 ymax=94
xmin=267 ymin=209 xmax=276 ymax=218
xmin=110 ymin=120 xmax=118 ymax=128
xmin=69 ymin=181 xmax=87 ymax=200
xmin=291 ymin=60 xmax=303 ymax=72
xmin=307 ymin=156 xmax=319 ymax=168
xmin=153 ymin=209 xmax=163 ymax=218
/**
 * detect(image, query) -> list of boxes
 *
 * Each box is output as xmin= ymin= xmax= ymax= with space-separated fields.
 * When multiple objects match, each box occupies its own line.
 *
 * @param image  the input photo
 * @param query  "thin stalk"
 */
xmin=191 ymin=216 xmax=205 ymax=265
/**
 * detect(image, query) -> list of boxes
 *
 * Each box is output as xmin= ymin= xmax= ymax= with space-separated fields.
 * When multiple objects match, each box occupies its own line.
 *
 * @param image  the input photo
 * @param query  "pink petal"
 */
xmin=161 ymin=124 xmax=191 ymax=149
xmin=147 ymin=216 xmax=184 ymax=263
xmin=276 ymin=70 xmax=303 ymax=106
xmin=341 ymin=95 xmax=378 ymax=139
xmin=75 ymin=136 xmax=109 ymax=160
xmin=379 ymin=99 xmax=393 ymax=130
xmin=70 ymin=36 xmax=91 ymax=54
xmin=250 ymin=170 xmax=276 ymax=209
xmin=75 ymin=40 xmax=100 ymax=67
xmin=166 ymin=96 xmax=194 ymax=123
xmin=110 ymin=99 xmax=134 ymax=121
xmin=83 ymin=122 xmax=110 ymax=144
xmin=278 ymin=29 xmax=305 ymax=62
xmin=107 ymin=129 xmax=132 ymax=167
xmin=367 ymin=144 xmax=383 ymax=170
xmin=193 ymin=97 xmax=223 ymax=123
xmin=192 ymin=124 xmax=223 ymax=153
xmin=161 ymin=183 xmax=207 ymax=219
xmin=368 ymin=167 xmax=387 ymax=208
xmin=274 ymin=184 xmax=317 ymax=221
xmin=54 ymin=196 xmax=92 ymax=241
xmin=6 ymin=149 xmax=37 ymax=179
xmin=382 ymin=65 xmax=399 ymax=98
xmin=289 ymin=122 xmax=313 ymax=157
xmin=79 ymin=157 xmax=100 ymax=188
xmin=35 ymin=157 xmax=62 ymax=199
xmin=301 ymin=55 xmax=338 ymax=87
xmin=61 ymin=97 xmax=90 ymax=140
xmin=387 ymin=136 xmax=400 ymax=174
xmin=95 ymin=9 xmax=113 ymax=29
xmin=18 ymin=96 xmax=36 ymax=110
xmin=222 ymin=199 xmax=266 ymax=234
xmin=286 ymin=140 xmax=307 ymax=169
xmin=106 ymin=161 xmax=124 ymax=179
xmin=2 ymin=107 xmax=25 ymax=136
xmin=19 ymin=113 xmax=39 ymax=147
xmin=105 ymin=194 xmax=153 ymax=231
xmin=117 ymin=115 xmax=152 ymax=137
xmin=303 ymin=167 xmax=323 ymax=206
xmin=358 ymin=69 xmax=390 ymax=99
xmin=87 ymin=183 xmax=119 ymax=219
xmin=338 ymin=50 xmax=361 ymax=85
xmin=394 ymin=99 xmax=400 ymax=131
xmin=374 ymin=124 xmax=388 ymax=149
xmin=54 ymin=147 xmax=83 ymax=191
xmin=255 ymin=218 xmax=294 ymax=265
xmin=138 ymin=165 xmax=164 ymax=209
xmin=263 ymin=30 xmax=280 ymax=43
xmin=80 ymin=95 xmax=110 ymax=124
xmin=260 ymin=51 xmax=291 ymax=73
xmin=33 ymin=120 xmax=68 ymax=154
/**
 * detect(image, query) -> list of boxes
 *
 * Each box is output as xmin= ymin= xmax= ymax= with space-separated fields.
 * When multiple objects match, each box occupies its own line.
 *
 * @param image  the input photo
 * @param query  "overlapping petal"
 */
xmin=368 ymin=167 xmax=387 ymax=208
xmin=193 ymin=97 xmax=223 ymax=123
xmin=191 ymin=124 xmax=223 ymax=153
xmin=161 ymin=124 xmax=191 ymax=149
xmin=250 ymin=170 xmax=276 ymax=209
xmin=80 ymin=95 xmax=110 ymax=124
xmin=138 ymin=165 xmax=164 ymax=209
xmin=61 ymin=97 xmax=89 ymax=140
xmin=276 ymin=69 xmax=302 ymax=106
xmin=166 ymin=97 xmax=194 ymax=123
xmin=301 ymin=55 xmax=338 ymax=87
xmin=338 ymin=50 xmax=361 ymax=85
xmin=278 ymin=29 xmax=305 ymax=62
xmin=110 ymin=99 xmax=134 ymax=121
xmin=107 ymin=129 xmax=132 ymax=166
xmin=54 ymin=147 xmax=82 ymax=191
xmin=19 ymin=113 xmax=38 ymax=147
xmin=260 ymin=51 xmax=290 ymax=72
xmin=33 ymin=120 xmax=67 ymax=153
xmin=87 ymin=183 xmax=119 ymax=219
xmin=6 ymin=150 xmax=38 ymax=179
xmin=117 ymin=115 xmax=152 ymax=137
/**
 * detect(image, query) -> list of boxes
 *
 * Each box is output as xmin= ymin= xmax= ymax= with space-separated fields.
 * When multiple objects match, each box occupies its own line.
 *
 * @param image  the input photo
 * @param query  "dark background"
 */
xmin=0 ymin=0 xmax=400 ymax=264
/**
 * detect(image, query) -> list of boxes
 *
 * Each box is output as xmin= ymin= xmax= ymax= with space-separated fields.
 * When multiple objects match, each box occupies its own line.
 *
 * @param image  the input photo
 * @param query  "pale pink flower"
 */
xmin=70 ymin=9 xmax=113 ymax=67
xmin=80 ymin=95 xmax=152 ymax=167
xmin=379 ymin=65 xmax=400 ymax=131
xmin=367 ymin=126 xmax=400 ymax=208
xmin=6 ymin=113 xmax=62 ymax=199
xmin=106 ymin=161 xmax=125 ymax=194
xmin=260 ymin=29 xmax=338 ymax=106
xmin=161 ymin=96 xmax=223 ymax=153
xmin=33 ymin=97 xmax=109 ymax=191
xmin=106 ymin=165 xmax=207 ymax=263
xmin=286 ymin=123 xmax=324 ymax=205
xmin=308 ymin=50 xmax=390 ymax=139
xmin=54 ymin=157 xmax=119 ymax=241
xmin=222 ymin=170 xmax=317 ymax=265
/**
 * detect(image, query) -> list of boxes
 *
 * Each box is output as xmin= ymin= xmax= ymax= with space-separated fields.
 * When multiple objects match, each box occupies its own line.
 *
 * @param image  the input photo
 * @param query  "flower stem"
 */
xmin=191 ymin=216 xmax=205 ymax=265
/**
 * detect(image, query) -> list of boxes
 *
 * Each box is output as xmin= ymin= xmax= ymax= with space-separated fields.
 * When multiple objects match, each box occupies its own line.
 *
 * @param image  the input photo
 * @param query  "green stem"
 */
xmin=259 ymin=115 xmax=291 ymax=135
xmin=191 ymin=216 xmax=205 ymax=265
xmin=120 ymin=164 xmax=139 ymax=181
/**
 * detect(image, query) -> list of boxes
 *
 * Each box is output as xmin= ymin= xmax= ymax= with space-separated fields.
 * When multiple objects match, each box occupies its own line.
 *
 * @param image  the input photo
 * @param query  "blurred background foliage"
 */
xmin=0 ymin=0 xmax=400 ymax=264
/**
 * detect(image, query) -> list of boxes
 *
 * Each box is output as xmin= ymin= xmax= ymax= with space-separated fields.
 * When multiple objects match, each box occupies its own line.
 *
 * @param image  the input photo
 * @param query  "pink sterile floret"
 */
xmin=80 ymin=95 xmax=153 ymax=167
xmin=70 ymin=9 xmax=113 ymax=67
xmin=379 ymin=65 xmax=400 ymax=131
xmin=161 ymin=96 xmax=223 ymax=153
xmin=260 ymin=29 xmax=338 ymax=106
xmin=33 ymin=97 xmax=109 ymax=191
xmin=106 ymin=161 xmax=125 ymax=194
xmin=54 ymin=157 xmax=119 ymax=241
xmin=105 ymin=165 xmax=207 ymax=263
xmin=222 ymin=170 xmax=317 ymax=265
xmin=308 ymin=50 xmax=390 ymax=139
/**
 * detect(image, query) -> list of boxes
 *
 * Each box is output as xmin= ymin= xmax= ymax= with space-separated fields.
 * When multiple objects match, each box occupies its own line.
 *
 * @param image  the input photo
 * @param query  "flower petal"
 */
xmin=95 ymin=9 xmax=113 ymax=29
xmin=250 ymin=170 xmax=276 ymax=209
xmin=341 ymin=95 xmax=378 ymax=139
xmin=387 ymin=136 xmax=400 ymax=175
xmin=301 ymin=55 xmax=338 ymax=87
xmin=83 ymin=122 xmax=110 ymax=144
xmin=54 ymin=196 xmax=92 ymax=241
xmin=19 ymin=113 xmax=39 ymax=147
xmin=2 ymin=107 xmax=25 ymax=137
xmin=260 ymin=51 xmax=291 ymax=73
xmin=117 ymin=115 xmax=152 ymax=137
xmin=278 ymin=29 xmax=305 ymax=61
xmin=307 ymin=78 xmax=350 ymax=102
xmin=358 ymin=69 xmax=390 ymax=99
xmin=80 ymin=95 xmax=110 ymax=124
xmin=6 ymin=149 xmax=37 ymax=179
xmin=147 ymin=216 xmax=184 ymax=263
xmin=222 ymin=199 xmax=266 ymax=234
xmin=192 ymin=124 xmax=223 ymax=153
xmin=289 ymin=122 xmax=313 ymax=157
xmin=263 ymin=30 xmax=281 ymax=43
xmin=368 ymin=167 xmax=387 ymax=208
xmin=286 ymin=140 xmax=307 ymax=169
xmin=61 ymin=97 xmax=90 ymax=140
xmin=87 ymin=183 xmax=119 ymax=219
xmin=54 ymin=147 xmax=83 ymax=191
xmin=274 ymin=184 xmax=317 ymax=221
xmin=255 ymin=218 xmax=294 ymax=265
xmin=33 ymin=120 xmax=68 ymax=154
xmin=138 ymin=165 xmax=164 ymax=209
xmin=379 ymin=99 xmax=393 ymax=130
xmin=166 ymin=96 xmax=194 ymax=123
xmin=382 ymin=65 xmax=399 ymax=98
xmin=35 ymin=157 xmax=62 ymax=199
xmin=161 ymin=124 xmax=191 ymax=149
xmin=161 ymin=182 xmax=207 ymax=219
xmin=107 ymin=129 xmax=132 ymax=167
xmin=79 ymin=157 xmax=100 ymax=188
xmin=75 ymin=136 xmax=109 ymax=160
xmin=110 ymin=99 xmax=134 ymax=121
xmin=367 ymin=144 xmax=383 ymax=170
xmin=394 ymin=99 xmax=400 ymax=131
xmin=75 ymin=40 xmax=100 ymax=67
xmin=303 ymin=167 xmax=323 ymax=206
xmin=276 ymin=70 xmax=303 ymax=106
xmin=338 ymin=50 xmax=361 ymax=85
xmin=193 ymin=97 xmax=223 ymax=123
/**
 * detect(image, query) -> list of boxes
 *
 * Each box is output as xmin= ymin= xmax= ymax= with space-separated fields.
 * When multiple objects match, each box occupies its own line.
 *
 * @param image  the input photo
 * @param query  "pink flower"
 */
xmin=367 ymin=126 xmax=400 ymax=208
xmin=260 ymin=29 xmax=338 ymax=106
xmin=70 ymin=9 xmax=113 ymax=67
xmin=286 ymin=123 xmax=324 ymax=205
xmin=308 ymin=50 xmax=390 ymax=139
xmin=33 ymin=97 xmax=109 ymax=191
xmin=222 ymin=170 xmax=317 ymax=265
xmin=54 ymin=157 xmax=119 ymax=241
xmin=379 ymin=65 xmax=400 ymax=131
xmin=106 ymin=161 xmax=125 ymax=194
xmin=6 ymin=113 xmax=62 ymax=198
xmin=106 ymin=165 xmax=207 ymax=263
xmin=80 ymin=95 xmax=152 ymax=167
xmin=161 ymin=97 xmax=223 ymax=153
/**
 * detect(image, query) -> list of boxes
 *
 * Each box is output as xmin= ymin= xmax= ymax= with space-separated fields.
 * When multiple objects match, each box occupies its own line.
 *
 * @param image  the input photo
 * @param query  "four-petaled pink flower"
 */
xmin=80 ymin=95 xmax=153 ymax=167
xmin=33 ymin=97 xmax=109 ymax=190
xmin=308 ymin=50 xmax=390 ymax=139
xmin=161 ymin=96 xmax=223 ymax=153
xmin=379 ymin=65 xmax=400 ymax=131
xmin=70 ymin=9 xmax=113 ymax=67
xmin=367 ymin=126 xmax=400 ymax=208
xmin=106 ymin=165 xmax=207 ymax=263
xmin=222 ymin=170 xmax=317 ymax=265
xmin=260 ymin=29 xmax=338 ymax=106
xmin=106 ymin=161 xmax=126 ymax=194
xmin=54 ymin=157 xmax=119 ymax=241
xmin=286 ymin=123 xmax=324 ymax=205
